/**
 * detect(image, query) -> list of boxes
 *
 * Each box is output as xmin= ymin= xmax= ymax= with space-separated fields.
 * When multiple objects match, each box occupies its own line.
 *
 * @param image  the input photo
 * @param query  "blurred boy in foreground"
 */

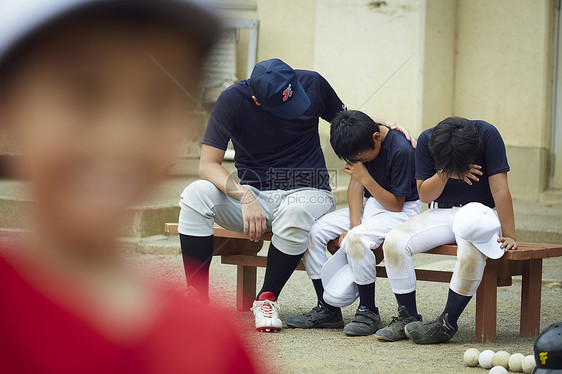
xmin=0 ymin=1 xmax=257 ymax=372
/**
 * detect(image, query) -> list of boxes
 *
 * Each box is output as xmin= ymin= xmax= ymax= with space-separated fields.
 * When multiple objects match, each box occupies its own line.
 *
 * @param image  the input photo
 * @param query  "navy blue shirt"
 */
xmin=202 ymin=70 xmax=346 ymax=191
xmin=415 ymin=120 xmax=510 ymax=208
xmin=364 ymin=129 xmax=419 ymax=202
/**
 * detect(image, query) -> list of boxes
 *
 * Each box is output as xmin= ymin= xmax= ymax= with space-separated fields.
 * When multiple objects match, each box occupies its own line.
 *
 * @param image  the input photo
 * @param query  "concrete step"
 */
xmin=541 ymin=189 xmax=562 ymax=204
xmin=0 ymin=177 xmax=198 ymax=238
xmin=120 ymin=234 xmax=182 ymax=256
xmin=513 ymin=200 xmax=562 ymax=243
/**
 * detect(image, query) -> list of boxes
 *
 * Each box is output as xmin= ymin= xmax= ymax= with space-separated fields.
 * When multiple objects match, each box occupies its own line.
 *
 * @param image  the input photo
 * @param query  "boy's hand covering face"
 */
xmin=344 ymin=161 xmax=370 ymax=185
xmin=3 ymin=20 xmax=203 ymax=245
xmin=439 ymin=164 xmax=483 ymax=185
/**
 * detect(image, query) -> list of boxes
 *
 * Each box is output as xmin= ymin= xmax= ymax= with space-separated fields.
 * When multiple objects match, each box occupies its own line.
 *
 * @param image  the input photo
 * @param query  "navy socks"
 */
xmin=179 ymin=234 xmax=214 ymax=303
xmin=312 ymin=279 xmax=325 ymax=302
xmin=395 ymin=291 xmax=419 ymax=319
xmin=311 ymin=278 xmax=338 ymax=312
xmin=257 ymin=243 xmax=303 ymax=300
xmin=441 ymin=288 xmax=472 ymax=329
xmin=358 ymin=282 xmax=377 ymax=312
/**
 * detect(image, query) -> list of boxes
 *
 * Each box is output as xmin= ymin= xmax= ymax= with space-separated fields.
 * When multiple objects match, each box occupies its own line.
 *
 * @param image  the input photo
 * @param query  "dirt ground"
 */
xmin=125 ymin=250 xmax=562 ymax=374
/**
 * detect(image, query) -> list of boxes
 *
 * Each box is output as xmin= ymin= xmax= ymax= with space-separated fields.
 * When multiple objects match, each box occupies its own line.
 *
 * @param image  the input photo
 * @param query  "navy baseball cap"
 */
xmin=249 ymin=58 xmax=311 ymax=120
xmin=0 ymin=0 xmax=222 ymax=70
xmin=532 ymin=322 xmax=562 ymax=374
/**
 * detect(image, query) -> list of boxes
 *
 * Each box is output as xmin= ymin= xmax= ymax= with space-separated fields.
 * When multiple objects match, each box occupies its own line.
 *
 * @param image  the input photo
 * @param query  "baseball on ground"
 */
xmin=509 ymin=353 xmax=525 ymax=372
xmin=479 ymin=350 xmax=496 ymax=369
xmin=463 ymin=348 xmax=480 ymax=367
xmin=492 ymin=351 xmax=510 ymax=369
xmin=522 ymin=355 xmax=536 ymax=373
xmin=489 ymin=366 xmax=508 ymax=374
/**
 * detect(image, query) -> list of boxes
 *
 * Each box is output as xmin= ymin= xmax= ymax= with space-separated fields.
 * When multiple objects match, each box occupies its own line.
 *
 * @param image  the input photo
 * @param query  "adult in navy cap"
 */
xmin=178 ymin=58 xmax=413 ymax=332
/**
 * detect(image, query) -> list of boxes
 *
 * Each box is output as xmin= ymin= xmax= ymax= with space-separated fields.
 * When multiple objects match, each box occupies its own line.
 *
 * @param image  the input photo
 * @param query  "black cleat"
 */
xmin=286 ymin=302 xmax=344 ymax=329
xmin=374 ymin=306 xmax=420 ymax=342
xmin=343 ymin=306 xmax=382 ymax=336
xmin=404 ymin=313 xmax=457 ymax=344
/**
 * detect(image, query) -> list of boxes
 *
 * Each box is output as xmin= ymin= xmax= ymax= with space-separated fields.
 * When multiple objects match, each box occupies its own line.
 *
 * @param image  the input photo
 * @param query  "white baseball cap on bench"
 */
xmin=321 ymin=247 xmax=359 ymax=307
xmin=452 ymin=202 xmax=505 ymax=259
xmin=0 ymin=0 xmax=222 ymax=66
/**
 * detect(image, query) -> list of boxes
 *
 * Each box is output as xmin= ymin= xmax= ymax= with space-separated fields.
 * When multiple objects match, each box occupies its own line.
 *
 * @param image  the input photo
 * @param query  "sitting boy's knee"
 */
xmin=279 ymin=200 xmax=308 ymax=221
xmin=181 ymin=180 xmax=218 ymax=203
xmin=383 ymin=230 xmax=404 ymax=256
xmin=457 ymin=242 xmax=487 ymax=264
xmin=309 ymin=220 xmax=323 ymax=240
xmin=343 ymin=229 xmax=368 ymax=260
xmin=184 ymin=179 xmax=214 ymax=194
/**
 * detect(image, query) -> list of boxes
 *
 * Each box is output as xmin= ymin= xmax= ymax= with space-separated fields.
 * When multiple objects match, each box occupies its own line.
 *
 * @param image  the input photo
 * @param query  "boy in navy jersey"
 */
xmin=178 ymin=59 xmax=414 ymax=331
xmin=377 ymin=117 xmax=517 ymax=344
xmin=287 ymin=110 xmax=420 ymax=336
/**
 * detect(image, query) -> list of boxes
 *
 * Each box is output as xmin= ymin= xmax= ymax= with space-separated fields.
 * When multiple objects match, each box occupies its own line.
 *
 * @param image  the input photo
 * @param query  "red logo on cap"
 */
xmin=282 ymin=84 xmax=293 ymax=102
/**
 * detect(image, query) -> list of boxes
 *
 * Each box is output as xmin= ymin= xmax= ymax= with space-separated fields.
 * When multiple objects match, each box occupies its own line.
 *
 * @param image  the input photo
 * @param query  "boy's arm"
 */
xmin=348 ymin=178 xmax=364 ymax=229
xmin=344 ymin=162 xmax=405 ymax=212
xmin=416 ymin=173 xmax=448 ymax=203
xmin=489 ymin=172 xmax=518 ymax=250
xmin=417 ymin=165 xmax=483 ymax=203
xmin=338 ymin=178 xmax=364 ymax=247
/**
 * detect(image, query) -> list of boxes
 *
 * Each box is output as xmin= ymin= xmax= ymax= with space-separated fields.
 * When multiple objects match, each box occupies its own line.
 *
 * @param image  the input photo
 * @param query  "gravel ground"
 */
xmin=125 ymin=246 xmax=562 ymax=374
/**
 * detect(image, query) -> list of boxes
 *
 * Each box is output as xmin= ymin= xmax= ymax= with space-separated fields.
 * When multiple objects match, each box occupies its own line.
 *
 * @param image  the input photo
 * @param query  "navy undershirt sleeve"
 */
xmin=414 ymin=130 xmax=436 ymax=181
xmin=201 ymin=89 xmax=236 ymax=150
xmin=480 ymin=122 xmax=510 ymax=176
xmin=389 ymin=147 xmax=417 ymax=197
xmin=318 ymin=73 xmax=346 ymax=123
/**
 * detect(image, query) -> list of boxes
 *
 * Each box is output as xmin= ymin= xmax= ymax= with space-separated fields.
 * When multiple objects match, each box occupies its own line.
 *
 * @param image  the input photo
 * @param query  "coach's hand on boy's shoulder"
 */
xmin=498 ymin=236 xmax=518 ymax=251
xmin=374 ymin=118 xmax=417 ymax=148
xmin=344 ymin=162 xmax=370 ymax=185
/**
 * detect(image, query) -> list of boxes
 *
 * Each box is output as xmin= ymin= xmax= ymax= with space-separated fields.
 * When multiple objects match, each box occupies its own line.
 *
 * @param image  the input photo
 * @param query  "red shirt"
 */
xmin=0 ymin=256 xmax=257 ymax=374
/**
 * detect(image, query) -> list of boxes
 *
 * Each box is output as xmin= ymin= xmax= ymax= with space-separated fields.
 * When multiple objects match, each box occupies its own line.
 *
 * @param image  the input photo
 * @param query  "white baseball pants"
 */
xmin=383 ymin=207 xmax=494 ymax=297
xmin=304 ymin=197 xmax=421 ymax=285
xmin=178 ymin=180 xmax=336 ymax=255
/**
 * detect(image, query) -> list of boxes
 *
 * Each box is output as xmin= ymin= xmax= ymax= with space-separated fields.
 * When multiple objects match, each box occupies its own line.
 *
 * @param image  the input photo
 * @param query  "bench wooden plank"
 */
xmin=166 ymin=223 xmax=275 ymax=241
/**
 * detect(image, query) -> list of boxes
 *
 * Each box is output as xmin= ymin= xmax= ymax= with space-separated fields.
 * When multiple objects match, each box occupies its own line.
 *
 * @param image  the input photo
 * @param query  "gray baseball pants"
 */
xmin=178 ymin=180 xmax=336 ymax=255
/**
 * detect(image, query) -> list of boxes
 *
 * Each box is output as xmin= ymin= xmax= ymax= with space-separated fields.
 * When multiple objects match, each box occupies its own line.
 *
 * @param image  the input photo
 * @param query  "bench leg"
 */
xmin=475 ymin=259 xmax=498 ymax=343
xmin=520 ymin=259 xmax=542 ymax=337
xmin=236 ymin=265 xmax=257 ymax=312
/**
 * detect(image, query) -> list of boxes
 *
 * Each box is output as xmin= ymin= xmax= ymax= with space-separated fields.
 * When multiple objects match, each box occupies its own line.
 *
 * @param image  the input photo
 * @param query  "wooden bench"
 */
xmin=165 ymin=222 xmax=562 ymax=343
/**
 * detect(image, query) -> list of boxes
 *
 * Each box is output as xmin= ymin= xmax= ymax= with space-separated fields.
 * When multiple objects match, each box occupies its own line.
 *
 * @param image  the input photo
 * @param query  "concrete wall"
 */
xmin=419 ymin=0 xmax=456 ymax=129
xmin=454 ymin=0 xmax=556 ymax=200
xmin=314 ymin=0 xmax=423 ymax=134
xmin=256 ymin=0 xmax=317 ymax=70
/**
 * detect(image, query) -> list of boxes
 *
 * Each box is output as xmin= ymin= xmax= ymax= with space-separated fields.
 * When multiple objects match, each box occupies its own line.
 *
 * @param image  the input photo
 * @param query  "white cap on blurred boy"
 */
xmin=0 ymin=0 xmax=221 ymax=64
xmin=452 ymin=202 xmax=504 ymax=259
